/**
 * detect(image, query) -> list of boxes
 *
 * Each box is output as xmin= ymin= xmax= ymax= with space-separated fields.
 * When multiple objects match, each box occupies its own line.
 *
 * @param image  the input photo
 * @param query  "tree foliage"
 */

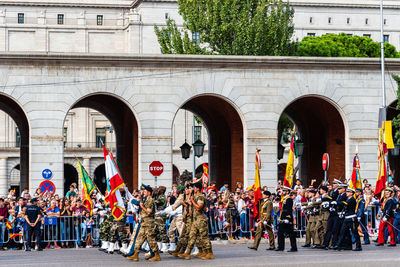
xmin=154 ymin=0 xmax=296 ymax=56
xmin=392 ymin=74 xmax=400 ymax=145
xmin=297 ymin=33 xmax=400 ymax=58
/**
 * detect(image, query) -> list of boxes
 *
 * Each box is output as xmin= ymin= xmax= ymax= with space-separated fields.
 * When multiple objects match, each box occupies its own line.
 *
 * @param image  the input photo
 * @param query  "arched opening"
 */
xmin=64 ymin=163 xmax=78 ymax=194
xmin=0 ymin=95 xmax=29 ymax=196
xmin=172 ymin=95 xmax=244 ymax=189
xmin=278 ymin=96 xmax=346 ymax=186
xmin=9 ymin=164 xmax=21 ymax=196
xmin=172 ymin=165 xmax=180 ymax=185
xmin=64 ymin=94 xmax=139 ymax=191
xmin=94 ymin=164 xmax=107 ymax=195
xmin=387 ymin=100 xmax=400 ymax=184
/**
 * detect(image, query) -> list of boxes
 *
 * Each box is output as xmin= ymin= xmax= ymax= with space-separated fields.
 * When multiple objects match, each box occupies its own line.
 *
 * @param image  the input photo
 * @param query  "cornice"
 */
xmin=0 ymin=0 xmax=143 ymax=9
xmin=0 ymin=52 xmax=400 ymax=72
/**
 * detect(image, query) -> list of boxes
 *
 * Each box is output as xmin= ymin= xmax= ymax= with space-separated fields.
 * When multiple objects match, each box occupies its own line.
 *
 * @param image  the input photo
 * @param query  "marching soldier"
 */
xmin=355 ymin=188 xmax=370 ymax=245
xmin=154 ymin=186 xmax=169 ymax=252
xmin=321 ymin=179 xmax=341 ymax=249
xmin=302 ymin=190 xmax=316 ymax=248
xmin=248 ymin=191 xmax=275 ymax=251
xmin=376 ymin=187 xmax=397 ymax=247
xmin=179 ymin=182 xmax=214 ymax=260
xmin=98 ymin=206 xmax=113 ymax=252
xmin=128 ymin=185 xmax=161 ymax=262
xmin=310 ymin=192 xmax=322 ymax=248
xmin=275 ymin=186 xmax=297 ymax=252
xmin=330 ymin=183 xmax=347 ymax=249
xmin=335 ymin=188 xmax=362 ymax=251
xmin=314 ymin=186 xmax=331 ymax=248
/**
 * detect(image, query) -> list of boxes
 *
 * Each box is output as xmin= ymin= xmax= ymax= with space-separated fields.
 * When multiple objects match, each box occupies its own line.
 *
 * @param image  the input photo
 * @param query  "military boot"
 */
xmin=178 ymin=248 xmax=192 ymax=260
xmin=175 ymin=246 xmax=186 ymax=257
xmin=169 ymin=244 xmax=181 ymax=256
xmin=148 ymin=251 xmax=161 ymax=262
xmin=194 ymin=249 xmax=205 ymax=258
xmin=200 ymin=249 xmax=215 ymax=260
xmin=126 ymin=251 xmax=139 ymax=261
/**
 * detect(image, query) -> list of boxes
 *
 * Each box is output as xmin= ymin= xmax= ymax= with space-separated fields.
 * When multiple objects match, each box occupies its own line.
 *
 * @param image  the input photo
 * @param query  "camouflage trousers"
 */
xmin=177 ymin=218 xmax=192 ymax=249
xmin=110 ymin=217 xmax=129 ymax=243
xmin=99 ymin=216 xmax=113 ymax=241
xmin=187 ymin=216 xmax=211 ymax=251
xmin=134 ymin=220 xmax=158 ymax=253
xmin=168 ymin=215 xmax=184 ymax=243
xmin=154 ymin=216 xmax=169 ymax=243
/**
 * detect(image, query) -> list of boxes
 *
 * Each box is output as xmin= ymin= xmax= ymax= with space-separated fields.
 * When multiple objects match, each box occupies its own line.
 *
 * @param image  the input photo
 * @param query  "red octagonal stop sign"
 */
xmin=149 ymin=161 xmax=164 ymax=176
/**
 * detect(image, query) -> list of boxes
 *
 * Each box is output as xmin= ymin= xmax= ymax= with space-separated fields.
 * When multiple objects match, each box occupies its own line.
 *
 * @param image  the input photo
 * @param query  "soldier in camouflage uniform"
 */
xmin=128 ymin=185 xmax=160 ymax=262
xmin=99 ymin=207 xmax=113 ymax=252
xmin=154 ymin=186 xmax=169 ymax=252
xmin=302 ymin=190 xmax=316 ymax=247
xmin=108 ymin=215 xmax=128 ymax=254
xmin=179 ymin=182 xmax=214 ymax=260
xmin=170 ymin=183 xmax=193 ymax=257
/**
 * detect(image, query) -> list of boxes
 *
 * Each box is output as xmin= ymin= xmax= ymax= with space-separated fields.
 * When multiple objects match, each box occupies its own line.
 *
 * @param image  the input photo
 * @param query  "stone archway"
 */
xmin=175 ymin=95 xmax=244 ymax=189
xmin=0 ymin=94 xmax=29 ymax=196
xmin=66 ymin=94 xmax=139 ymax=191
xmin=279 ymin=96 xmax=346 ymax=186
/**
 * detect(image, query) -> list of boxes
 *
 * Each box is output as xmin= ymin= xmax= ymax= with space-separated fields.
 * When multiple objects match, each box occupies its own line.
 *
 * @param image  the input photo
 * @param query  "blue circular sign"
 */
xmin=42 ymin=169 xmax=53 ymax=180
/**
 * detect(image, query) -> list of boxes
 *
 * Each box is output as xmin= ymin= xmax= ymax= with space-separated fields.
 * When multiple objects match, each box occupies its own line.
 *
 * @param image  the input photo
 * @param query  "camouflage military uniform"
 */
xmin=187 ymin=193 xmax=211 ymax=251
xmin=110 ymin=215 xmax=129 ymax=243
xmin=154 ymin=194 xmax=169 ymax=243
xmin=99 ymin=210 xmax=113 ymax=241
xmin=176 ymin=196 xmax=193 ymax=251
xmin=134 ymin=196 xmax=158 ymax=253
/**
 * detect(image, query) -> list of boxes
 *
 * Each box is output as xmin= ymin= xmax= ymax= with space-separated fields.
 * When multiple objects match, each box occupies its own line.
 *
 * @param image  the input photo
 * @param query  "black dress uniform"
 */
xmin=331 ymin=192 xmax=347 ymax=247
xmin=336 ymin=193 xmax=362 ymax=251
xmin=276 ymin=195 xmax=297 ymax=252
xmin=24 ymin=199 xmax=43 ymax=251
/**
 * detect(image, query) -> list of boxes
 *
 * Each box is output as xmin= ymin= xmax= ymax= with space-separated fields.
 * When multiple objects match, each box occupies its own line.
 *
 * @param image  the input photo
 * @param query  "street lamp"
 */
xmin=295 ymin=139 xmax=304 ymax=157
xmin=193 ymin=139 xmax=205 ymax=158
xmin=180 ymin=141 xmax=192 ymax=160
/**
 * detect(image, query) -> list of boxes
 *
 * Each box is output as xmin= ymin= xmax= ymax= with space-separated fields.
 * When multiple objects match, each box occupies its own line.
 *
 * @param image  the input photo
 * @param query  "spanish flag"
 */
xmin=9 ymin=233 xmax=22 ymax=240
xmin=6 ymin=220 xmax=12 ymax=230
xmin=253 ymin=149 xmax=262 ymax=220
xmin=283 ymin=136 xmax=295 ymax=189
xmin=77 ymin=160 xmax=97 ymax=216
xmin=201 ymin=163 xmax=209 ymax=185
xmin=375 ymin=128 xmax=388 ymax=199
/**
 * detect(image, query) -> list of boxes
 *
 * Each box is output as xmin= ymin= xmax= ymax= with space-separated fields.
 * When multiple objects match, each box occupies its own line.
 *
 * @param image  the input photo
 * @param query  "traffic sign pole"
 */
xmin=154 ymin=176 xmax=158 ymax=187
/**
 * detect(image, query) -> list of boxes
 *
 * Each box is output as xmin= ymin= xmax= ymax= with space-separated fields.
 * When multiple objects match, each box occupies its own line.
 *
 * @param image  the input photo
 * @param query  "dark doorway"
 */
xmin=94 ymin=164 xmax=107 ymax=195
xmin=64 ymin=164 xmax=78 ymax=195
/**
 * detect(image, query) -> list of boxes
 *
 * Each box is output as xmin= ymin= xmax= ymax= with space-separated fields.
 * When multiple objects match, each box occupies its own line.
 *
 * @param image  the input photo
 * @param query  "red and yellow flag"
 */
xmin=6 ymin=220 xmax=12 ymax=230
xmin=350 ymin=154 xmax=362 ymax=190
xmin=9 ymin=233 xmax=22 ymax=240
xmin=201 ymin=163 xmax=209 ymax=185
xmin=283 ymin=136 xmax=295 ymax=188
xmin=375 ymin=128 xmax=388 ymax=199
xmin=253 ymin=149 xmax=262 ymax=220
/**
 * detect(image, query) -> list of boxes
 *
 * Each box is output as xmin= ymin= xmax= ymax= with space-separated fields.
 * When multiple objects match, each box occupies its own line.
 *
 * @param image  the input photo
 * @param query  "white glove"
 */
xmin=331 ymin=201 xmax=337 ymax=205
xmin=357 ymin=217 xmax=361 ymax=222
xmin=383 ymin=217 xmax=387 ymax=222
xmin=283 ymin=219 xmax=289 ymax=224
xmin=263 ymin=221 xmax=268 ymax=226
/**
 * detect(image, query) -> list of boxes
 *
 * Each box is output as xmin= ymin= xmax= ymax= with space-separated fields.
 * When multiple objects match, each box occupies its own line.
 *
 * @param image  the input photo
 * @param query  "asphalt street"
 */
xmin=1 ymin=243 xmax=400 ymax=267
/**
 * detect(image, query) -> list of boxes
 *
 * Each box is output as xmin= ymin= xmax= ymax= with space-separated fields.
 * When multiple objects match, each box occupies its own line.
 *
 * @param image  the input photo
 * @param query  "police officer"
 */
xmin=24 ymin=198 xmax=43 ymax=251
xmin=336 ymin=188 xmax=362 ymax=251
xmin=275 ymin=186 xmax=297 ymax=252
xmin=355 ymin=188 xmax=370 ymax=245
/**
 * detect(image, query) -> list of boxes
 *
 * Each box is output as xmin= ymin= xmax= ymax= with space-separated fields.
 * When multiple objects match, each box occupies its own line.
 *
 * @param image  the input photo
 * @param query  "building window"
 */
xmin=328 ymin=17 xmax=332 ymax=24
xmin=194 ymin=126 xmax=202 ymax=141
xmin=363 ymin=34 xmax=371 ymax=38
xmin=307 ymin=33 xmax=316 ymax=37
xmin=63 ymin=127 xmax=67 ymax=147
xmin=309 ymin=17 xmax=313 ymax=24
xmin=192 ymin=32 xmax=200 ymax=44
xmin=18 ymin=13 xmax=24 ymax=24
xmin=57 ymin=14 xmax=64 ymax=25
xmin=347 ymin=33 xmax=353 ymax=37
xmin=15 ymin=128 xmax=20 ymax=147
xmin=347 ymin=18 xmax=350 ymax=24
xmin=96 ymin=128 xmax=106 ymax=148
xmin=97 ymin=15 xmax=103 ymax=26
xmin=165 ymin=13 xmax=169 ymax=20
xmin=365 ymin=18 xmax=369 ymax=25
xmin=384 ymin=19 xmax=387 ymax=25
xmin=383 ymin=35 xmax=389 ymax=43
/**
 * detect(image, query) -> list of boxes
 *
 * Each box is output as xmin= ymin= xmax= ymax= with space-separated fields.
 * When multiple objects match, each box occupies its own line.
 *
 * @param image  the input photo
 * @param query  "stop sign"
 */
xmin=322 ymin=153 xmax=329 ymax=171
xmin=149 ymin=161 xmax=164 ymax=176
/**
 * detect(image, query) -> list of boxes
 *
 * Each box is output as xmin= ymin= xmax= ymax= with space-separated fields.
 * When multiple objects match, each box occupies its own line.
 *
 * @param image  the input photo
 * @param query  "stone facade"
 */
xmin=0 ymin=53 xmax=398 ymax=196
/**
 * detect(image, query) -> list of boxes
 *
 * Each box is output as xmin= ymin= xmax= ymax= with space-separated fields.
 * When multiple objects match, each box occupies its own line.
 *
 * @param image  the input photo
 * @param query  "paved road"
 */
xmin=2 ymin=243 xmax=400 ymax=267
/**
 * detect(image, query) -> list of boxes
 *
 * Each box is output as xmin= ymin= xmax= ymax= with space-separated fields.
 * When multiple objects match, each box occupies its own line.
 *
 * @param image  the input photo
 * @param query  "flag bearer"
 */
xmin=275 ymin=186 xmax=297 ymax=252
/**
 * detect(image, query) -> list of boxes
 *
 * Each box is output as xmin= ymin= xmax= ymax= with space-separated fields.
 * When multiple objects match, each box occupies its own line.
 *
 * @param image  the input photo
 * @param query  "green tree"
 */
xmin=392 ymin=74 xmax=400 ymax=145
xmin=154 ymin=0 xmax=296 ymax=56
xmin=297 ymin=33 xmax=399 ymax=58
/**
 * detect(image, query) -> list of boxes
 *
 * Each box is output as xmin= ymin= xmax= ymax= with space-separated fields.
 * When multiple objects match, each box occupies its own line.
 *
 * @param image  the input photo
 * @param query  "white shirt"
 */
xmin=237 ymin=199 xmax=247 ymax=215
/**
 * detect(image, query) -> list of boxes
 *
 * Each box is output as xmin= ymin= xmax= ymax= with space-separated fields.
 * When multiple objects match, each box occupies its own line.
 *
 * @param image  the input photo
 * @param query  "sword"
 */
xmin=357 ymin=219 xmax=372 ymax=237
xmin=384 ymin=219 xmax=400 ymax=232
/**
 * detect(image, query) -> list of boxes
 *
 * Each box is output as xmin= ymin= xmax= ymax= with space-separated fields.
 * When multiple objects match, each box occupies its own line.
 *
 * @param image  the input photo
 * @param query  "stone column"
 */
xmin=0 ymin=157 xmax=8 ymax=197
xmin=127 ymin=9 xmax=142 ymax=53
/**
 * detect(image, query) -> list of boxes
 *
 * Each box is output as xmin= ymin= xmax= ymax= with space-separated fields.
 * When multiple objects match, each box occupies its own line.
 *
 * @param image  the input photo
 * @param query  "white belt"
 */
xmin=345 ymin=214 xmax=356 ymax=219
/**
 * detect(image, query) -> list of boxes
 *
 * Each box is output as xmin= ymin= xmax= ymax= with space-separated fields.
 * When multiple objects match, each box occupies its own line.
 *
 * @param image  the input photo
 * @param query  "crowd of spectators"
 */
xmin=0 ymin=178 xmax=395 ymax=251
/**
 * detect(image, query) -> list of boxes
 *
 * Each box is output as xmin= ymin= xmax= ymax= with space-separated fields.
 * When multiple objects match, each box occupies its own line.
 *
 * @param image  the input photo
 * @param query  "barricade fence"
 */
xmin=0 ymin=205 xmax=384 ymax=247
